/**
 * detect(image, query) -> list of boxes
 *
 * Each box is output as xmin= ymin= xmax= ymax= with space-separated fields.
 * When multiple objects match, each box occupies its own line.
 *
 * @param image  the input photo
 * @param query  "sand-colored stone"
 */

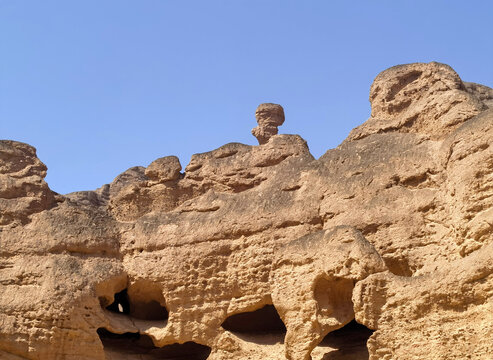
xmin=353 ymin=242 xmax=493 ymax=359
xmin=271 ymin=227 xmax=386 ymax=360
xmin=145 ymin=156 xmax=182 ymax=183
xmin=1 ymin=62 xmax=492 ymax=360
xmin=347 ymin=62 xmax=485 ymax=141
xmin=252 ymin=103 xmax=285 ymax=144
xmin=0 ymin=141 xmax=55 ymax=226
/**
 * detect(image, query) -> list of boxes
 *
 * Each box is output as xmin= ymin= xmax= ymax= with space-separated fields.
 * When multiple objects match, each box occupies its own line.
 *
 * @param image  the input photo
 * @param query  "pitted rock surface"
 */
xmin=145 ymin=156 xmax=182 ymax=183
xmin=252 ymin=103 xmax=285 ymax=145
xmin=1 ymin=62 xmax=492 ymax=360
xmin=347 ymin=62 xmax=485 ymax=141
xmin=0 ymin=141 xmax=55 ymax=226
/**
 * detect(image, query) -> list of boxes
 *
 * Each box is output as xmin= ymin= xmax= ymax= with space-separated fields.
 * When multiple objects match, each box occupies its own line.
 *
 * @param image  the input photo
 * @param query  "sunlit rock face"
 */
xmin=1 ymin=62 xmax=492 ymax=360
xmin=251 ymin=103 xmax=285 ymax=145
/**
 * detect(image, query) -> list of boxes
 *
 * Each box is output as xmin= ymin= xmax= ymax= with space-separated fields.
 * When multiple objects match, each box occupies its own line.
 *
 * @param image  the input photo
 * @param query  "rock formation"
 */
xmin=0 ymin=62 xmax=492 ymax=360
xmin=252 ymin=103 xmax=285 ymax=144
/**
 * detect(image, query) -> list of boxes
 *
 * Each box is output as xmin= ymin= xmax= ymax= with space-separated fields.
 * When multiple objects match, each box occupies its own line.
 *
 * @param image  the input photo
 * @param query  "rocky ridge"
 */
xmin=0 ymin=62 xmax=492 ymax=360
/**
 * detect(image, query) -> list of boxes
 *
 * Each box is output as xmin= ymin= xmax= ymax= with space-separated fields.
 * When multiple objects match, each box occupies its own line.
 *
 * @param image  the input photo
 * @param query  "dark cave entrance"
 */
xmin=129 ymin=296 xmax=169 ymax=321
xmin=97 ymin=328 xmax=211 ymax=360
xmin=316 ymin=320 xmax=373 ymax=359
xmin=221 ymin=304 xmax=286 ymax=334
xmin=101 ymin=286 xmax=169 ymax=321
xmin=104 ymin=289 xmax=130 ymax=314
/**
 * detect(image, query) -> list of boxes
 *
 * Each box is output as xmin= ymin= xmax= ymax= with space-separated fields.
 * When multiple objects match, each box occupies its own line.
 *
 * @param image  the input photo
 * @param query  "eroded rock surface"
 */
xmin=252 ymin=103 xmax=285 ymax=145
xmin=0 ymin=141 xmax=56 ymax=225
xmin=1 ymin=62 xmax=492 ymax=360
xmin=348 ymin=62 xmax=485 ymax=141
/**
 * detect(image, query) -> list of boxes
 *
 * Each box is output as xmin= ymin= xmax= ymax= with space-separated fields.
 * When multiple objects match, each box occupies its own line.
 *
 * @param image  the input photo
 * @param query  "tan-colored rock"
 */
xmin=252 ymin=103 xmax=285 ymax=144
xmin=442 ymin=109 xmax=493 ymax=256
xmin=271 ymin=226 xmax=386 ymax=360
xmin=347 ymin=62 xmax=485 ymax=141
xmin=1 ymin=62 xmax=493 ymax=360
xmin=145 ymin=156 xmax=182 ymax=183
xmin=0 ymin=140 xmax=55 ymax=225
xmin=353 ymin=242 xmax=493 ymax=359
xmin=464 ymin=81 xmax=493 ymax=109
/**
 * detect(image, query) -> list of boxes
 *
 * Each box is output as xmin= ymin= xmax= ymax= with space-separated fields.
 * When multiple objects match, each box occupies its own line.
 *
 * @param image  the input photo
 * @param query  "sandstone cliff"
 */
xmin=1 ymin=62 xmax=492 ymax=360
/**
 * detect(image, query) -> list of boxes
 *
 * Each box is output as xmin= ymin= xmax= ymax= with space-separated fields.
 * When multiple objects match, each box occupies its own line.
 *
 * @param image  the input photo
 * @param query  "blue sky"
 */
xmin=1 ymin=1 xmax=492 ymax=194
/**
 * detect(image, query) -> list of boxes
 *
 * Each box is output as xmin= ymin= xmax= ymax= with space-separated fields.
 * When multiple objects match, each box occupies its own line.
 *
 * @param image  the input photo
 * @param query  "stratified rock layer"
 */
xmin=1 ymin=62 xmax=492 ymax=360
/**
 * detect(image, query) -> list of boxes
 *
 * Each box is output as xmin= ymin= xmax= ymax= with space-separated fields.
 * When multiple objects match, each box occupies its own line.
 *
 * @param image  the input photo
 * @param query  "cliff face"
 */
xmin=1 ymin=62 xmax=492 ymax=360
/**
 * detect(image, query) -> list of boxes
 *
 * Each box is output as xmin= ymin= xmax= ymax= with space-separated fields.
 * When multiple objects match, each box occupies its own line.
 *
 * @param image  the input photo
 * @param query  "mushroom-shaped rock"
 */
xmin=252 ymin=103 xmax=285 ymax=145
xmin=270 ymin=226 xmax=386 ymax=360
xmin=145 ymin=156 xmax=182 ymax=182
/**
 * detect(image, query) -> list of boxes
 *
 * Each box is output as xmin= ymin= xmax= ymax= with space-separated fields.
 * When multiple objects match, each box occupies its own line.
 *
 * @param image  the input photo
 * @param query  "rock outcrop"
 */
xmin=0 ymin=141 xmax=56 ymax=226
xmin=1 ymin=62 xmax=492 ymax=360
xmin=252 ymin=103 xmax=285 ymax=145
xmin=347 ymin=62 xmax=486 ymax=141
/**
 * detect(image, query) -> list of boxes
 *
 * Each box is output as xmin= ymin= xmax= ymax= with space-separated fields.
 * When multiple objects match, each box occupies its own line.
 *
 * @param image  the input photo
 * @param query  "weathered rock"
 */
xmin=252 ymin=103 xmax=285 ymax=144
xmin=108 ymin=135 xmax=313 ymax=222
xmin=271 ymin=226 xmax=386 ymax=360
xmin=145 ymin=156 xmax=182 ymax=183
xmin=110 ymin=166 xmax=148 ymax=196
xmin=0 ymin=140 xmax=55 ymax=225
xmin=465 ymin=81 xmax=493 ymax=109
xmin=353 ymin=242 xmax=493 ymax=359
xmin=1 ymin=62 xmax=493 ymax=360
xmin=442 ymin=109 xmax=493 ymax=257
xmin=319 ymin=132 xmax=449 ymax=276
xmin=347 ymin=62 xmax=485 ymax=141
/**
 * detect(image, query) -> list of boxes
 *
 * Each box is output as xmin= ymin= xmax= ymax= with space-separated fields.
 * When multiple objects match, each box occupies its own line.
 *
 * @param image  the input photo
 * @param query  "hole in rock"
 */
xmin=101 ymin=285 xmax=169 ymax=321
xmin=127 ymin=281 xmax=169 ymax=320
xmin=130 ymin=298 xmax=169 ymax=320
xmin=221 ymin=304 xmax=286 ymax=334
xmin=97 ymin=328 xmax=211 ymax=360
xmin=314 ymin=277 xmax=354 ymax=323
xmin=383 ymin=257 xmax=413 ymax=277
xmin=104 ymin=289 xmax=130 ymax=314
xmin=314 ymin=320 xmax=373 ymax=360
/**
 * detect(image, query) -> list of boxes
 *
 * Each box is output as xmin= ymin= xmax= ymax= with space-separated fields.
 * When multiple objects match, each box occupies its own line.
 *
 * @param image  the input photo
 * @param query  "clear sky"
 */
xmin=1 ymin=1 xmax=492 ymax=194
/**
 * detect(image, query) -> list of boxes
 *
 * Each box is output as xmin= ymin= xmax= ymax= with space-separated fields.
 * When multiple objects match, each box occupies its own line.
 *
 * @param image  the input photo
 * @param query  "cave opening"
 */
xmin=130 ymin=299 xmax=169 ymax=320
xmin=314 ymin=320 xmax=373 ymax=359
xmin=101 ymin=286 xmax=169 ymax=321
xmin=221 ymin=304 xmax=286 ymax=334
xmin=104 ymin=289 xmax=130 ymax=314
xmin=97 ymin=328 xmax=211 ymax=360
